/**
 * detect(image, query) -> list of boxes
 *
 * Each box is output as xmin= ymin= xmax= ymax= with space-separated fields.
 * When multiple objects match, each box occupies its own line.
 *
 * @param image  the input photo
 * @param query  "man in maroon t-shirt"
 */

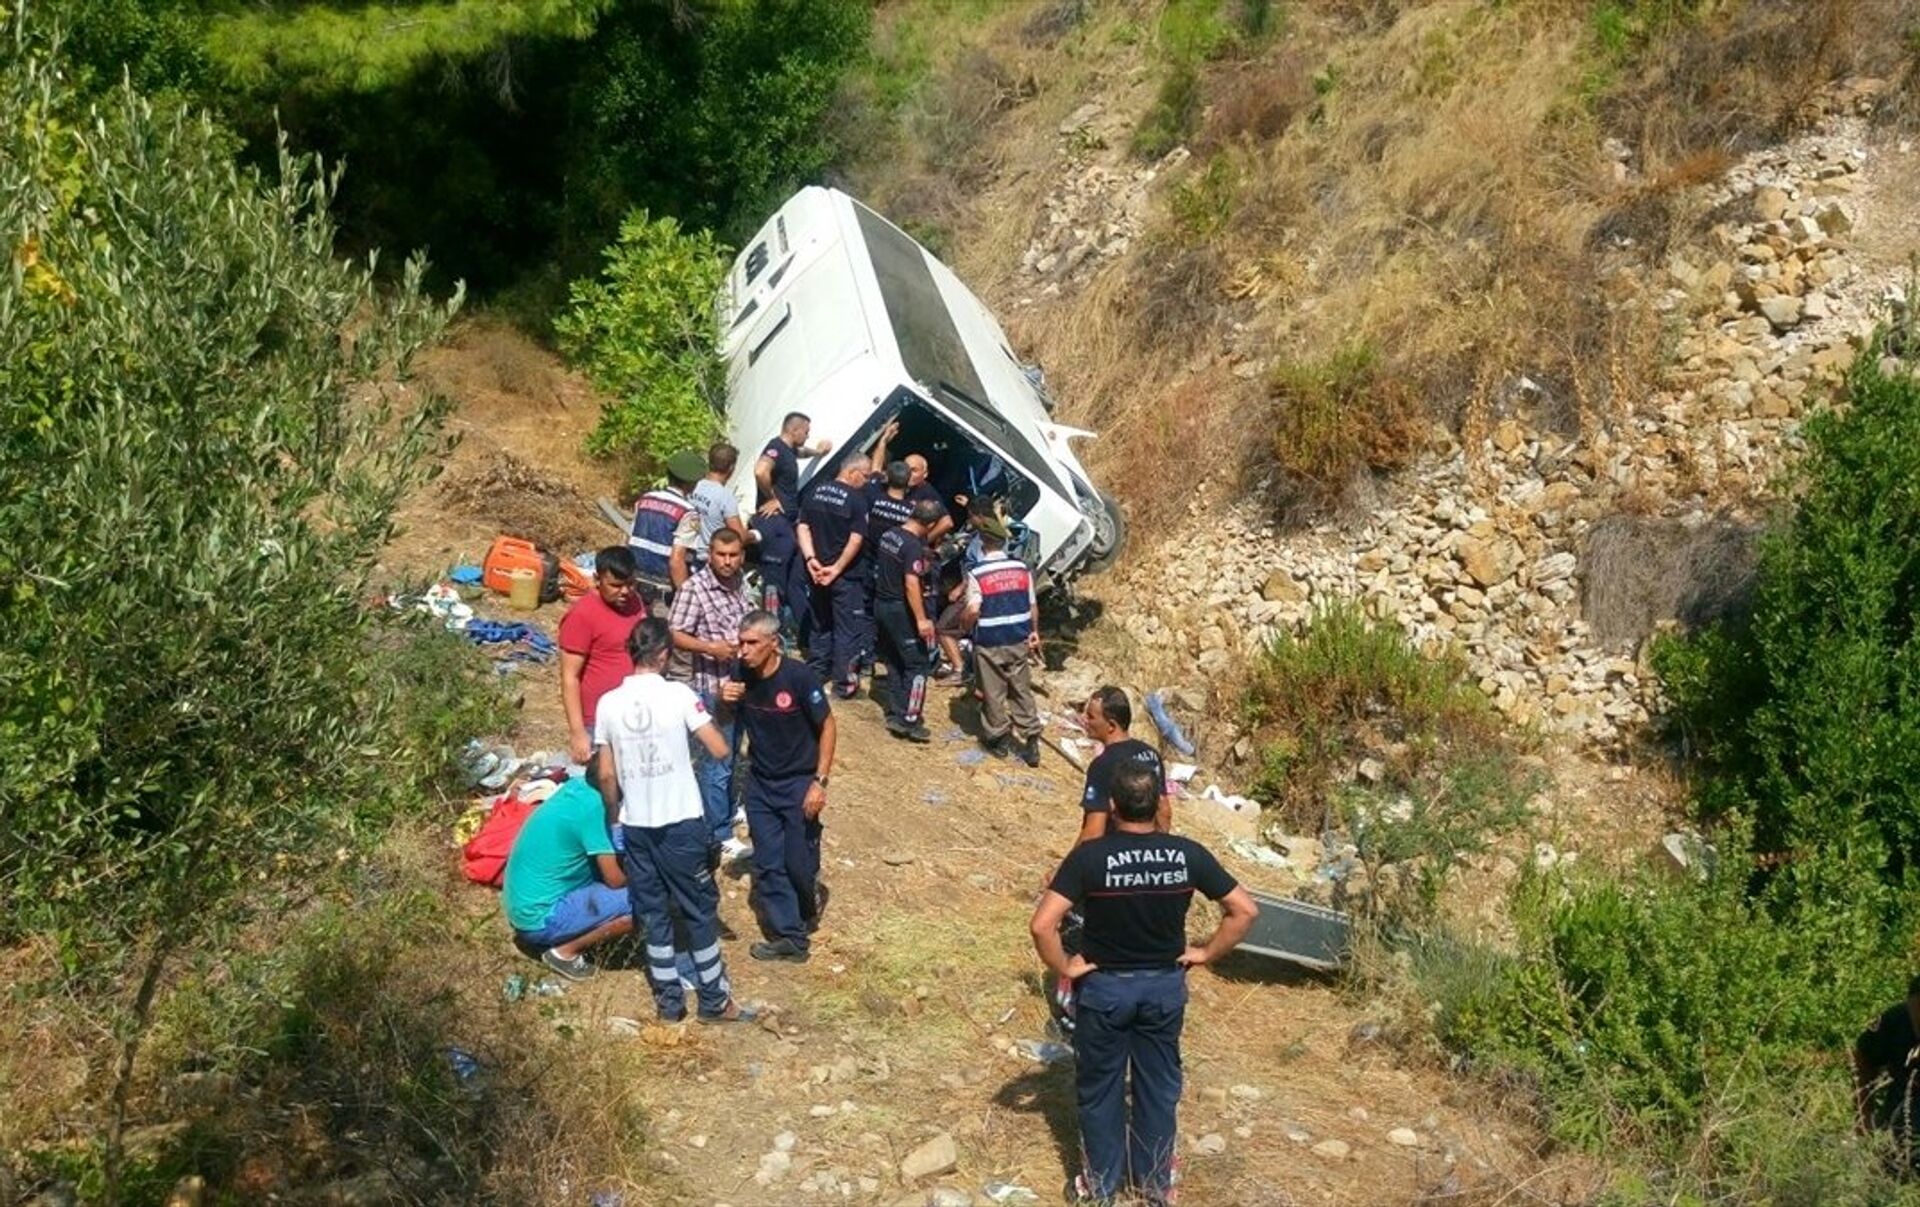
xmin=560 ymin=546 xmax=647 ymax=765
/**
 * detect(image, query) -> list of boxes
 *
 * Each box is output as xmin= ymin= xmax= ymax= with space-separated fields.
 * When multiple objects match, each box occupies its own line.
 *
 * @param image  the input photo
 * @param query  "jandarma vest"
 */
xmin=969 ymin=554 xmax=1033 ymax=647
xmin=630 ymin=488 xmax=692 ymax=581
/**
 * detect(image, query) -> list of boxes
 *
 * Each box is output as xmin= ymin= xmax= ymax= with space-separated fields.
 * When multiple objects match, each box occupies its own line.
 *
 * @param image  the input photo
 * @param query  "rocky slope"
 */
xmin=1080 ymin=80 xmax=1908 ymax=751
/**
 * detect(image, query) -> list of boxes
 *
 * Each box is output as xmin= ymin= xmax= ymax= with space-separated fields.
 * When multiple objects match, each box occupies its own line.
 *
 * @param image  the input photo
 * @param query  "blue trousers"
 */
xmin=743 ymin=771 xmax=821 ymax=949
xmin=620 ymin=818 xmax=732 ymax=1020
xmin=750 ymin=512 xmax=810 ymax=633
xmin=806 ymin=570 xmax=867 ymax=690
xmin=1072 ymin=968 xmax=1188 ymax=1199
xmin=694 ymin=692 xmax=738 ymax=848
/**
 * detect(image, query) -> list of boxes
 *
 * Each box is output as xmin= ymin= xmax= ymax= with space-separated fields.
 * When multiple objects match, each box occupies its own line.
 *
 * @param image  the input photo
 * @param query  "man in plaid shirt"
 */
xmin=668 ymin=528 xmax=753 ymax=863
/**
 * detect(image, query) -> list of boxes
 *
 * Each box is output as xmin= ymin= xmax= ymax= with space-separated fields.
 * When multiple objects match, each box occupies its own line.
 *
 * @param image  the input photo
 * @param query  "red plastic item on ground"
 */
xmin=482 ymin=536 xmax=545 ymax=597
xmin=462 ymin=794 xmax=539 ymax=888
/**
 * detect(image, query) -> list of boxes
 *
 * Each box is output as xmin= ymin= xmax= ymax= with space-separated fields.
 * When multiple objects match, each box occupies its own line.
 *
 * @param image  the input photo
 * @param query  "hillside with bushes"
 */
xmin=7 ymin=2 xmax=1920 ymax=1205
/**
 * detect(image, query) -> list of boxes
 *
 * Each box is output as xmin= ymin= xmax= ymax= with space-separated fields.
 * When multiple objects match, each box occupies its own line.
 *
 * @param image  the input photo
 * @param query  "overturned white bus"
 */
xmin=717 ymin=187 xmax=1124 ymax=590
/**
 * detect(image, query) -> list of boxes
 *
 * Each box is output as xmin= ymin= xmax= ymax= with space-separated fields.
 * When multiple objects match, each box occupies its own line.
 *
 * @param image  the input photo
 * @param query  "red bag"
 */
xmin=462 ymin=795 xmax=539 ymax=889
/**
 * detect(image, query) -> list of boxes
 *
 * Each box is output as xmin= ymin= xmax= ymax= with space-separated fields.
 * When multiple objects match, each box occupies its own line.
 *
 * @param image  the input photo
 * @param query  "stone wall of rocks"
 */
xmin=1090 ymin=87 xmax=1906 ymax=750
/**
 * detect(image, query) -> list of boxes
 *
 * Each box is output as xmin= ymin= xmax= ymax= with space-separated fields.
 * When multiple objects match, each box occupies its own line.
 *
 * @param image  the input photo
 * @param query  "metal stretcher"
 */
xmin=1237 ymin=890 xmax=1351 ymax=972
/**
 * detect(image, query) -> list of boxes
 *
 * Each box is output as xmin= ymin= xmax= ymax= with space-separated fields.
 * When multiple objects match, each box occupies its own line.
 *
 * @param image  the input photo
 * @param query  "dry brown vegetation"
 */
xmin=845 ymin=0 xmax=1918 ymax=540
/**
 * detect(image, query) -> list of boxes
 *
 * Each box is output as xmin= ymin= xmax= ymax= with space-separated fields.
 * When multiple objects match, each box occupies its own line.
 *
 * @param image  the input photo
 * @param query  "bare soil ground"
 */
xmin=396 ymin=323 xmax=1608 ymax=1207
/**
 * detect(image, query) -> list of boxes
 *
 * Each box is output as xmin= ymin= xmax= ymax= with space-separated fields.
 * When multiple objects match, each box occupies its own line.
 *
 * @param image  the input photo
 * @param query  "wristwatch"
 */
xmin=813 ymin=775 xmax=830 ymax=788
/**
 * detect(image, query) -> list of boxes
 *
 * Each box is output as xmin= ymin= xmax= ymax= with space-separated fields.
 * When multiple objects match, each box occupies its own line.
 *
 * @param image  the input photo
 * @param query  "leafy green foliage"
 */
xmin=34 ymin=826 xmax=650 ymax=1201
xmin=38 ymin=0 xmax=870 ymax=292
xmin=555 ymin=210 xmax=728 ymax=477
xmin=205 ymin=0 xmax=613 ymax=94
xmin=1168 ymin=152 xmax=1240 ymax=241
xmin=1241 ymin=606 xmax=1527 ymax=916
xmin=1445 ymin=335 xmax=1920 ymax=1190
xmin=0 ymin=31 xmax=472 ymax=1196
xmin=1658 ymin=337 xmax=1920 ymax=884
xmin=0 ymin=26 xmax=459 ymax=971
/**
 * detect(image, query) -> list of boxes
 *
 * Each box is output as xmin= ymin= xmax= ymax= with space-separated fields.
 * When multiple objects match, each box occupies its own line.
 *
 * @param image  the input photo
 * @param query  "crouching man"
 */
xmin=502 ymin=777 xmax=632 ymax=981
xmin=1029 ymin=765 xmax=1259 ymax=1207
xmin=595 ymin=617 xmax=752 ymax=1023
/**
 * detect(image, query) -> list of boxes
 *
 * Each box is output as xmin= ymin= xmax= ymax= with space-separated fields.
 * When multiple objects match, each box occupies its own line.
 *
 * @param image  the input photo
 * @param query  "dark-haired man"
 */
xmin=873 ymin=498 xmax=945 ymax=742
xmin=751 ymin=412 xmax=833 ymax=626
xmin=1856 ymin=975 xmax=1920 ymax=1172
xmin=1076 ymin=687 xmax=1173 ymax=844
xmin=690 ymin=441 xmax=749 ymax=558
xmin=721 ymin=610 xmax=837 ymax=963
xmin=559 ymin=545 xmax=646 ymax=767
xmin=857 ymin=457 xmax=916 ymax=681
xmin=797 ymin=454 xmax=871 ymax=698
xmin=1031 ymin=765 xmax=1259 ymax=1207
xmin=594 ymin=617 xmax=750 ymax=1023
xmin=668 ymin=527 xmax=752 ymax=858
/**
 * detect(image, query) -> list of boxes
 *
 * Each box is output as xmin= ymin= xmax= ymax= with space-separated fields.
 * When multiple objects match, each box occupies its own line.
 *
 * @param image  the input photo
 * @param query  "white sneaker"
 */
xmin=720 ymin=837 xmax=753 ymax=862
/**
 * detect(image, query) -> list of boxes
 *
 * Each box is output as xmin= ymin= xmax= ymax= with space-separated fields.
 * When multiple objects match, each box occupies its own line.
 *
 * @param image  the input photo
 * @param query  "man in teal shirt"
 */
xmin=503 ymin=778 xmax=631 ymax=980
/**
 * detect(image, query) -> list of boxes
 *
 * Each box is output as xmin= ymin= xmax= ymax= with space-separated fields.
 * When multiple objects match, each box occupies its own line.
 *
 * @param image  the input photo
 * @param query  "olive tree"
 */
xmin=0 ymin=20 xmax=459 ymax=1198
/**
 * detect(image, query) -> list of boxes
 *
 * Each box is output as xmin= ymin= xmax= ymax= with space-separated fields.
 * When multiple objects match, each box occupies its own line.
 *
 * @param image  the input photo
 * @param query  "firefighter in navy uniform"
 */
xmin=858 ymin=459 xmax=917 ymax=681
xmin=796 ymin=454 xmax=872 ymax=698
xmin=629 ymin=449 xmax=706 ymax=604
xmin=1048 ymin=686 xmax=1176 ymax=1039
xmin=1856 ymin=975 xmax=1920 ymax=1174
xmin=873 ymin=499 xmax=945 ymax=743
xmin=1030 ymin=764 xmax=1259 ymax=1207
xmin=750 ymin=411 xmax=832 ymax=628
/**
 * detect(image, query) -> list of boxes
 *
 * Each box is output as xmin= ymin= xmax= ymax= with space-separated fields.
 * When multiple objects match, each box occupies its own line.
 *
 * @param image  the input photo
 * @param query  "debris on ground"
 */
xmin=1012 ymin=1038 xmax=1073 ymax=1065
xmin=1144 ymin=690 xmax=1197 ymax=757
xmin=1226 ymin=837 xmax=1291 ymax=870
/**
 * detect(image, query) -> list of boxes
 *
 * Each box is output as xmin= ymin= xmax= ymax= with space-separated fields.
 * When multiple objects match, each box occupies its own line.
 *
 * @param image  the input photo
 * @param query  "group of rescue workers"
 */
xmin=499 ymin=410 xmax=1258 ymax=1207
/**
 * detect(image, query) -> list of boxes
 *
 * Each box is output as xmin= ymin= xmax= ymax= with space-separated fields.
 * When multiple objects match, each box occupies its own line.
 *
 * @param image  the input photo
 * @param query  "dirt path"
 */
xmin=386 ymin=321 xmax=1596 ymax=1207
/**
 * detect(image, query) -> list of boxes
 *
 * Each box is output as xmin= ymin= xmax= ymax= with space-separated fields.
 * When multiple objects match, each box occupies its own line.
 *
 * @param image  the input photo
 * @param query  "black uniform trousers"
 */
xmin=873 ymin=597 xmax=929 ymax=727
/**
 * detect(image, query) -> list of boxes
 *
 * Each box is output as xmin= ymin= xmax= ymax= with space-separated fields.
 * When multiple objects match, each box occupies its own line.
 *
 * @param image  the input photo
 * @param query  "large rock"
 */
xmin=1752 ymin=186 xmax=1790 ymax=222
xmin=900 ymin=1132 xmax=959 ymax=1181
xmin=1261 ymin=570 xmax=1304 ymax=603
xmin=1456 ymin=536 xmax=1516 ymax=588
xmin=1759 ymin=295 xmax=1804 ymax=330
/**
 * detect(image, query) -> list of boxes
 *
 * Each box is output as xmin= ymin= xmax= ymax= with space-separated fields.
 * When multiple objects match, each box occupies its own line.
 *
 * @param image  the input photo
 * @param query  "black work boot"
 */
xmin=1019 ymin=735 xmax=1042 ymax=767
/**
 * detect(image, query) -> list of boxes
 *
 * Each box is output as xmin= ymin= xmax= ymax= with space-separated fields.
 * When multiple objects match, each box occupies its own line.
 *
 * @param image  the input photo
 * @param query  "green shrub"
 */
xmin=554 ymin=210 xmax=729 ymax=482
xmin=1168 ymin=153 xmax=1240 ymax=241
xmin=1241 ymin=605 xmax=1525 ymax=902
xmin=0 ymin=23 xmax=458 ymax=1198
xmin=1658 ymin=334 xmax=1920 ymax=886
xmin=1131 ymin=0 xmax=1277 ymax=158
xmin=1267 ymin=343 xmax=1424 ymax=515
xmin=1444 ymin=331 xmax=1920 ymax=1190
